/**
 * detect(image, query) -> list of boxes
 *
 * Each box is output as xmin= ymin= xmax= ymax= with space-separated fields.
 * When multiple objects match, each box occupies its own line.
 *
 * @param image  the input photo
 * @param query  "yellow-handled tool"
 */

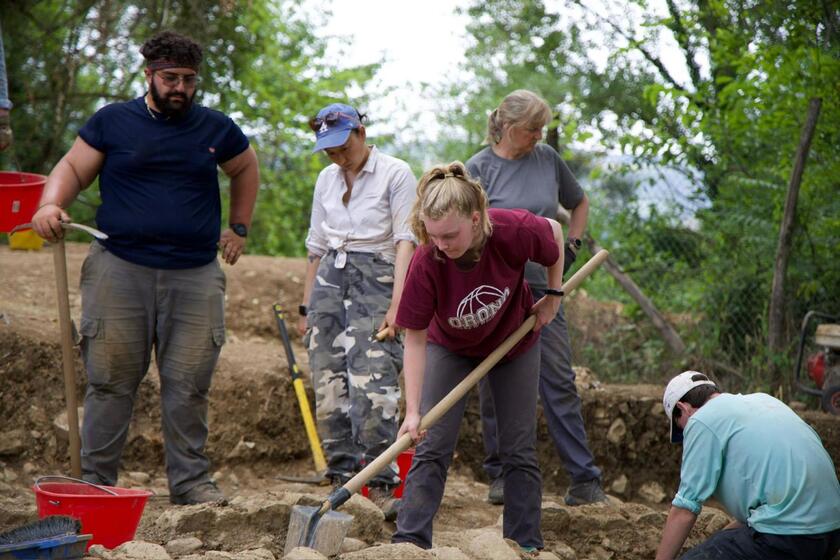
xmin=273 ymin=304 xmax=327 ymax=474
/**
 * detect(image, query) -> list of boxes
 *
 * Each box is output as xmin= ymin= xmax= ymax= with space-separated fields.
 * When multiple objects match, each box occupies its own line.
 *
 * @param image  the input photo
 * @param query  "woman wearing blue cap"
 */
xmin=297 ymin=103 xmax=417 ymax=520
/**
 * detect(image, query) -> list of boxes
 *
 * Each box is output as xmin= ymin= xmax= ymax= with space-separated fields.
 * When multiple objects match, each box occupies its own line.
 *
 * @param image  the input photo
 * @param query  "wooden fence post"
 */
xmin=585 ymin=236 xmax=687 ymax=355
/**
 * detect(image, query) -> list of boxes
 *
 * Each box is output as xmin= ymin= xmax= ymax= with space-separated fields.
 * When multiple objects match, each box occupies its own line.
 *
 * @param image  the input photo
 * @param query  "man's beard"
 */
xmin=149 ymin=79 xmax=195 ymax=118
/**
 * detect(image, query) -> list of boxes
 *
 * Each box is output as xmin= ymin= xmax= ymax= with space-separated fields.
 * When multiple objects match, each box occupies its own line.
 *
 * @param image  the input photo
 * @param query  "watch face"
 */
xmin=231 ymin=223 xmax=247 ymax=237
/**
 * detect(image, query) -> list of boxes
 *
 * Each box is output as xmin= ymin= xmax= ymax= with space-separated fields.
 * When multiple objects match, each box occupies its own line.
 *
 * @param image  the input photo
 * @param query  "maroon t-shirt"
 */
xmin=397 ymin=208 xmax=560 ymax=359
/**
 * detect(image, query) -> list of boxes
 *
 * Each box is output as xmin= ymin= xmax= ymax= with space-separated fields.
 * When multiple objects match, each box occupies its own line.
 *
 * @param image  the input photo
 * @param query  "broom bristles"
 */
xmin=0 ymin=515 xmax=81 ymax=545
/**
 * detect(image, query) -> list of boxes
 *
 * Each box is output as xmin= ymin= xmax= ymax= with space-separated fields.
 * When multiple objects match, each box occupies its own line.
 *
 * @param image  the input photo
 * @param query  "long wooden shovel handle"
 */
xmin=54 ymin=238 xmax=81 ymax=478
xmin=338 ymin=249 xmax=610 ymax=498
xmin=50 ymin=223 xmax=108 ymax=478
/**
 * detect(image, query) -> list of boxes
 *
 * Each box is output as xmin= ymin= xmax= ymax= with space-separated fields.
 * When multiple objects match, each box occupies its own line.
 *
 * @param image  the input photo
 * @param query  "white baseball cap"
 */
xmin=663 ymin=371 xmax=716 ymax=443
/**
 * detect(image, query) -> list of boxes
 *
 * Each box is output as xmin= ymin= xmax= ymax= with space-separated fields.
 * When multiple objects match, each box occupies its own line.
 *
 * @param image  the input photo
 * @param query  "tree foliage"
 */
xmin=449 ymin=0 xmax=840 ymax=386
xmin=0 ymin=0 xmax=377 ymax=255
xmin=2 ymin=0 xmax=837 ymax=388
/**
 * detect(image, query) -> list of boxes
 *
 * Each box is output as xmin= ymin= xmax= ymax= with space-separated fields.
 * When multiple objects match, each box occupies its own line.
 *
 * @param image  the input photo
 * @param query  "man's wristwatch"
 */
xmin=230 ymin=223 xmax=248 ymax=238
xmin=567 ymin=237 xmax=582 ymax=252
xmin=298 ymin=305 xmax=308 ymax=317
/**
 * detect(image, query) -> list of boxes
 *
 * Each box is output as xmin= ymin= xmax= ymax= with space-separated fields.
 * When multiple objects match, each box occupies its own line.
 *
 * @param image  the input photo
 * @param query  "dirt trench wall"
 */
xmin=453 ymin=380 xmax=840 ymax=501
xmin=0 ymin=330 xmax=308 ymax=476
xmin=453 ymin=382 xmax=684 ymax=500
xmin=2 ymin=328 xmax=838 ymax=504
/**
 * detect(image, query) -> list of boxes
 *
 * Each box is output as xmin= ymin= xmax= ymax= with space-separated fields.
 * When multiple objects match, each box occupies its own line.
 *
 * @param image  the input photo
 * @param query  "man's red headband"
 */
xmin=146 ymin=59 xmax=198 ymax=71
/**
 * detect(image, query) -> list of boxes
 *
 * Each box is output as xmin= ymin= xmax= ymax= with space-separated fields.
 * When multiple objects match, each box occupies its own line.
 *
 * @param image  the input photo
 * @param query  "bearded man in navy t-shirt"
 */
xmin=31 ymin=31 xmax=259 ymax=506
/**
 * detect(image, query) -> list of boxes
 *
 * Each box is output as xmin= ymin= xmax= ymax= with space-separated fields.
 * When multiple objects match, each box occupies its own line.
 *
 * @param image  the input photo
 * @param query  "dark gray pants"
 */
xmin=481 ymin=296 xmax=600 ymax=484
xmin=393 ymin=342 xmax=543 ymax=549
xmin=680 ymin=526 xmax=840 ymax=560
xmin=78 ymin=242 xmax=225 ymax=495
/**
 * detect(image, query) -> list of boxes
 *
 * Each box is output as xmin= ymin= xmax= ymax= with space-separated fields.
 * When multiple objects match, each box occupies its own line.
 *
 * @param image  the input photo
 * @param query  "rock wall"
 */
xmin=1 ymin=328 xmax=837 ymax=506
xmin=452 ymin=378 xmax=840 ymax=503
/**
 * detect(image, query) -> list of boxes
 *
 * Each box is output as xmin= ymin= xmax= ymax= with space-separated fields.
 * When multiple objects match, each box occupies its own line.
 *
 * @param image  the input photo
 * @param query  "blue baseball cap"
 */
xmin=311 ymin=103 xmax=363 ymax=153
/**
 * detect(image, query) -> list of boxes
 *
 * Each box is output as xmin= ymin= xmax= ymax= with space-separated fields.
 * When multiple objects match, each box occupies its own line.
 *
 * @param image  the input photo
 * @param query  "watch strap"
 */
xmin=230 ymin=223 xmax=248 ymax=237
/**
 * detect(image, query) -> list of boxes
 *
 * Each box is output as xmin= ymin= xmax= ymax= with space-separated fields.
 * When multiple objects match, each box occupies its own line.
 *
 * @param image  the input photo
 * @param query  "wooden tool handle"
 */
xmin=54 ymin=238 xmax=82 ymax=478
xmin=339 ymin=249 xmax=609 ymax=498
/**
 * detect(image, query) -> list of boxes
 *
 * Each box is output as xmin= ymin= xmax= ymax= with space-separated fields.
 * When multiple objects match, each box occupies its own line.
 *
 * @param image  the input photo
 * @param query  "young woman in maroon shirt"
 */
xmin=391 ymin=162 xmax=564 ymax=552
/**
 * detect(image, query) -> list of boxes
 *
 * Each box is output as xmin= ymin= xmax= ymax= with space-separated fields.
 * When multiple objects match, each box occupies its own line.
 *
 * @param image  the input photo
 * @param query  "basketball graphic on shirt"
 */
xmin=449 ymin=285 xmax=510 ymax=330
xmin=456 ymin=285 xmax=505 ymax=316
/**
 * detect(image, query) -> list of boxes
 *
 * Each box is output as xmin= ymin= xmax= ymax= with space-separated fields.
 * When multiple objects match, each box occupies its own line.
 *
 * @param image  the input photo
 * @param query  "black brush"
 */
xmin=0 ymin=515 xmax=81 ymax=545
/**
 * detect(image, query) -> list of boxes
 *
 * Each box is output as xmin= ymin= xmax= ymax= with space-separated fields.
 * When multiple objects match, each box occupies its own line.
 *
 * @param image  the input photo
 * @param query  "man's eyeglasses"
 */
xmin=156 ymin=72 xmax=200 ymax=88
xmin=309 ymin=111 xmax=359 ymax=132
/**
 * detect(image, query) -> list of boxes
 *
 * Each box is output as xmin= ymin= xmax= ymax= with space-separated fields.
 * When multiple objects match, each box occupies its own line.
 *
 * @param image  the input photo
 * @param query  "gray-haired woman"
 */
xmin=466 ymin=89 xmax=606 ymax=506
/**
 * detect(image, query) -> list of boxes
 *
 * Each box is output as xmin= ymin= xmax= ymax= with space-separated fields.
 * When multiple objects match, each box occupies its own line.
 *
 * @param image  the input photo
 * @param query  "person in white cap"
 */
xmin=655 ymin=370 xmax=840 ymax=560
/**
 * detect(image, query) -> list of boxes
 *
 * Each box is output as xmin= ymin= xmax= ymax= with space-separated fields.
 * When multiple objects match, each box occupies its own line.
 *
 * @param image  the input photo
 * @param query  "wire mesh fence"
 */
xmin=568 ymin=162 xmax=779 ymax=388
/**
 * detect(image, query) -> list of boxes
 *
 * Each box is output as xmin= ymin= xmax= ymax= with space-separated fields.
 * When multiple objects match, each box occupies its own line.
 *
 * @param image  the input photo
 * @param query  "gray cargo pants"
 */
xmin=78 ymin=242 xmax=225 ymax=496
xmin=393 ymin=342 xmax=543 ymax=549
xmin=481 ymin=294 xmax=600 ymax=484
xmin=305 ymin=251 xmax=402 ymax=487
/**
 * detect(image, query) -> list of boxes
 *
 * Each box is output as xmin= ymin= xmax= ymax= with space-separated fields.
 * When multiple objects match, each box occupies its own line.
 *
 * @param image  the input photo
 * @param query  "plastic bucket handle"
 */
xmin=35 ymin=475 xmax=120 ymax=498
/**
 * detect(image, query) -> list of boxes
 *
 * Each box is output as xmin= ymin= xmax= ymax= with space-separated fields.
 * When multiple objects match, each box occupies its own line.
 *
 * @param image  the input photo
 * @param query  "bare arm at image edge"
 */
xmin=567 ymin=192 xmax=589 ymax=239
xmin=530 ymin=217 xmax=564 ymax=330
xmin=655 ymin=506 xmax=698 ymax=560
xmin=379 ymin=239 xmax=415 ymax=337
xmin=218 ymin=146 xmax=260 ymax=265
xmin=296 ymin=253 xmax=322 ymax=336
xmin=397 ymin=327 xmax=428 ymax=443
xmin=31 ymin=137 xmax=105 ymax=241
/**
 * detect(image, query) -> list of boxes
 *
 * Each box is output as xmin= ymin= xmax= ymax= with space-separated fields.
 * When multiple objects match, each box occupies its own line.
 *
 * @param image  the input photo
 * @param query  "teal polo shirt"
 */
xmin=673 ymin=393 xmax=840 ymax=535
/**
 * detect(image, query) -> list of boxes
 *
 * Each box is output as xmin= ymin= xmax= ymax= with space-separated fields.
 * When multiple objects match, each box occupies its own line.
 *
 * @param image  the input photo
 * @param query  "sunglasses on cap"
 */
xmin=308 ymin=111 xmax=360 ymax=132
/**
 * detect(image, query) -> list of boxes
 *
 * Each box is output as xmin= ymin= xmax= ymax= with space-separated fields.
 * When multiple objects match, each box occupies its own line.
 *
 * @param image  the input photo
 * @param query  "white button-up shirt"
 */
xmin=305 ymin=146 xmax=417 ymax=263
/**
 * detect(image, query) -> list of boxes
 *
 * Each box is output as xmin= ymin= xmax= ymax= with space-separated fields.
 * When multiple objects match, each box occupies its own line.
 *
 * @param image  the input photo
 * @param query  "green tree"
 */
xmin=1 ymin=0 xmax=377 ymax=255
xmin=450 ymin=0 xmax=840 ymax=386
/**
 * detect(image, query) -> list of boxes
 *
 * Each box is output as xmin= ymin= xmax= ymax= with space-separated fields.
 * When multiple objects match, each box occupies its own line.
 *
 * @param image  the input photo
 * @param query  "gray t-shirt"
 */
xmin=466 ymin=144 xmax=584 ymax=289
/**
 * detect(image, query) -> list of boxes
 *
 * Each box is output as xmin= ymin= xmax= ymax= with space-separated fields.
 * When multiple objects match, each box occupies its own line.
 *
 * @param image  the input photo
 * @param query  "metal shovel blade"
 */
xmin=284 ymin=505 xmax=352 ymax=557
xmin=9 ymin=221 xmax=109 ymax=240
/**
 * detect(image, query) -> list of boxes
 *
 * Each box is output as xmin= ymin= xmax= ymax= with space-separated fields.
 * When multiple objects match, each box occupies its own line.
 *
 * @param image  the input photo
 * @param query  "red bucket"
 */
xmin=33 ymin=476 xmax=153 ymax=550
xmin=0 ymin=171 xmax=47 ymax=233
xmin=362 ymin=449 xmax=415 ymax=499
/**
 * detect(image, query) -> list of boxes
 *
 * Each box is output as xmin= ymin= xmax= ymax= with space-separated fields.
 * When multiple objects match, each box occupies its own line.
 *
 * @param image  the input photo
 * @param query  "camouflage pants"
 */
xmin=305 ymin=251 xmax=403 ymax=487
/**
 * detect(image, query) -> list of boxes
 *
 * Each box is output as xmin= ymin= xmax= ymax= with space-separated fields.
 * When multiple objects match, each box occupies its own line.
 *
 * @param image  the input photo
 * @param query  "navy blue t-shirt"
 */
xmin=79 ymin=97 xmax=249 ymax=269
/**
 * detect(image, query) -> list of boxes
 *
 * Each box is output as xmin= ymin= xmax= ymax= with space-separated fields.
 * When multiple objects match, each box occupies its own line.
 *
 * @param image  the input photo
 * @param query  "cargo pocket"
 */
xmin=79 ymin=317 xmax=100 ymax=342
xmin=190 ymin=292 xmax=226 ymax=393
xmin=303 ymin=327 xmax=312 ymax=350
xmin=78 ymin=317 xmax=107 ymax=385
xmin=212 ymin=326 xmax=226 ymax=347
xmin=209 ymin=290 xmax=226 ymax=349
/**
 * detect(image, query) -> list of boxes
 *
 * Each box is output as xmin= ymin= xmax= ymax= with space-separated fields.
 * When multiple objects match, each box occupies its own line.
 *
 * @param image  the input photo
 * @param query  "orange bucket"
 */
xmin=0 ymin=171 xmax=47 ymax=233
xmin=33 ymin=476 xmax=153 ymax=550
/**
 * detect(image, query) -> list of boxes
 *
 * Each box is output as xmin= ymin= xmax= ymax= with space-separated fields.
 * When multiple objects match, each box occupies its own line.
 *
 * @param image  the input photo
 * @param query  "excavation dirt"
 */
xmin=1 ymin=243 xmax=838 ymax=560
